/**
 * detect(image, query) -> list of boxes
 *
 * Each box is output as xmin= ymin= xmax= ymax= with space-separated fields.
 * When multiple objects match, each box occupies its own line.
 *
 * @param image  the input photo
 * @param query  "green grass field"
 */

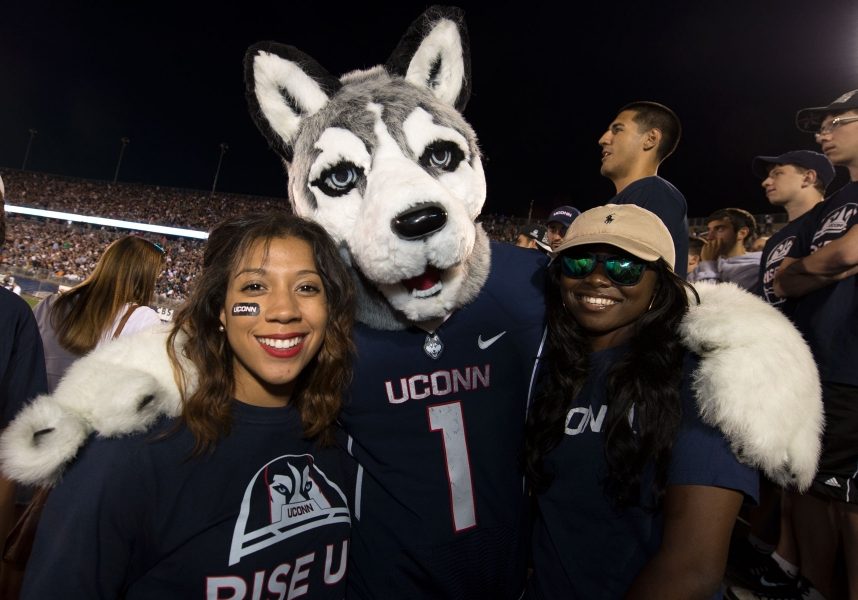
xmin=22 ymin=294 xmax=40 ymax=309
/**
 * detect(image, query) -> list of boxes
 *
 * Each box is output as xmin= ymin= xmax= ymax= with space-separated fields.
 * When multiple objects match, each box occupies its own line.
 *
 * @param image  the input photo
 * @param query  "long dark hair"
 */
xmin=166 ymin=212 xmax=355 ymax=455
xmin=524 ymin=257 xmax=699 ymax=509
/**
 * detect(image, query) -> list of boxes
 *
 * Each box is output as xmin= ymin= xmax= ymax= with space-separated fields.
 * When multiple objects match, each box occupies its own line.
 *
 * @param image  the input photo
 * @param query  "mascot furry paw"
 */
xmin=682 ymin=283 xmax=822 ymax=490
xmin=0 ymin=6 xmax=822 ymax=598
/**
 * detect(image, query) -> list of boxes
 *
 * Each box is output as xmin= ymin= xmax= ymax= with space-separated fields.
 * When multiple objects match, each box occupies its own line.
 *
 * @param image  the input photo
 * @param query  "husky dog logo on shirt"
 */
xmin=229 ymin=454 xmax=349 ymax=566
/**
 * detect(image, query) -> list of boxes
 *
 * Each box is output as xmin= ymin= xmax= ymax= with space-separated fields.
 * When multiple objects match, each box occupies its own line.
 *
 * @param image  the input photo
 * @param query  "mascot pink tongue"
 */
xmin=403 ymin=266 xmax=442 ymax=292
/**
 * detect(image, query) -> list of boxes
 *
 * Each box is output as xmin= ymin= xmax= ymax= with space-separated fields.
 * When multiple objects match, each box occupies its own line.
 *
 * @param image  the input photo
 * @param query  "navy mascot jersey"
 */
xmin=22 ymin=403 xmax=355 ymax=600
xmin=343 ymin=242 xmax=548 ymax=599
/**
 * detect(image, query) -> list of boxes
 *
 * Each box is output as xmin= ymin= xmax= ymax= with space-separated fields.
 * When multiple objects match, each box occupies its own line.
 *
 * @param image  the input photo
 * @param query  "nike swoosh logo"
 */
xmin=478 ymin=331 xmax=507 ymax=349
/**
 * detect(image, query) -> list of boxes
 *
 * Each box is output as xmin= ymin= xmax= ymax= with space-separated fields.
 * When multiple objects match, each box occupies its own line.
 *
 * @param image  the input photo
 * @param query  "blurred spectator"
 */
xmin=750 ymin=236 xmax=770 ymax=252
xmin=33 ymin=236 xmax=165 ymax=392
xmin=2 ymin=276 xmax=21 ymax=296
xmin=687 ymin=235 xmax=704 ymax=277
xmin=545 ymin=206 xmax=580 ymax=250
xmin=689 ymin=208 xmax=762 ymax=291
xmin=515 ymin=223 xmax=551 ymax=253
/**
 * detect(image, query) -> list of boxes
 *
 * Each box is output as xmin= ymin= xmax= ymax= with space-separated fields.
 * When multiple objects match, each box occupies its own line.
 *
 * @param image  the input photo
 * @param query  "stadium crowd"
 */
xmin=0 ymin=169 xmax=531 ymax=301
xmin=0 ymin=167 xmax=785 ymax=304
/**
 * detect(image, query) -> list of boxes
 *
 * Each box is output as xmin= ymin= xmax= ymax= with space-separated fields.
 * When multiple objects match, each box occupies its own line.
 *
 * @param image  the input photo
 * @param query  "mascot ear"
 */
xmin=385 ymin=5 xmax=471 ymax=112
xmin=245 ymin=42 xmax=342 ymax=162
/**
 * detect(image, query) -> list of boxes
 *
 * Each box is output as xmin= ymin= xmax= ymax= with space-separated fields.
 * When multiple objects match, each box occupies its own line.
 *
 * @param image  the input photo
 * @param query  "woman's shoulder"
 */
xmin=110 ymin=303 xmax=163 ymax=340
xmin=52 ymin=417 xmax=177 ymax=488
xmin=31 ymin=292 xmax=58 ymax=319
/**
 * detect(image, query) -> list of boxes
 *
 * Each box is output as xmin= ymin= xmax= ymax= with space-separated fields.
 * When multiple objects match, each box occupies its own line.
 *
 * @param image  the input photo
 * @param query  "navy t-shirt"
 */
xmin=342 ymin=241 xmax=548 ymax=599
xmin=787 ymin=182 xmax=858 ymax=386
xmin=756 ymin=205 xmax=824 ymax=318
xmin=23 ymin=402 xmax=356 ymax=600
xmin=528 ymin=348 xmax=758 ymax=600
xmin=610 ymin=176 xmax=690 ymax=279
xmin=0 ymin=287 xmax=47 ymax=427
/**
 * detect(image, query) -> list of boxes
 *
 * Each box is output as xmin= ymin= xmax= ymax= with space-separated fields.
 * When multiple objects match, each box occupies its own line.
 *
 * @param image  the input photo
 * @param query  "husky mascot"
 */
xmin=1 ymin=6 xmax=822 ymax=598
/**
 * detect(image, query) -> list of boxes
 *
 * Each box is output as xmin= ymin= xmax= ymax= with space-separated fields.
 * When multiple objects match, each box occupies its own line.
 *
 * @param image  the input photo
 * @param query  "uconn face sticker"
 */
xmin=231 ymin=302 xmax=260 ymax=316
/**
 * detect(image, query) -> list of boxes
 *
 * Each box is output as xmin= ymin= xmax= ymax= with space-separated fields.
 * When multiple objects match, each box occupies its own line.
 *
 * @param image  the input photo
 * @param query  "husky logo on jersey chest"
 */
xmin=245 ymin=7 xmax=490 ymax=330
xmin=228 ymin=454 xmax=349 ymax=566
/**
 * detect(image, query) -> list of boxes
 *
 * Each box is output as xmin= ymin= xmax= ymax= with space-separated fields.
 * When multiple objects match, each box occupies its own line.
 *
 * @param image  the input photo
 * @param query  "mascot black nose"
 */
xmin=392 ymin=204 xmax=448 ymax=240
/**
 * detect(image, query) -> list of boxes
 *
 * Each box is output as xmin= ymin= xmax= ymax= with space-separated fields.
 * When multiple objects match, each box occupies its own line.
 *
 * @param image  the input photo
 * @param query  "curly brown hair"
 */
xmin=167 ymin=212 xmax=355 ymax=454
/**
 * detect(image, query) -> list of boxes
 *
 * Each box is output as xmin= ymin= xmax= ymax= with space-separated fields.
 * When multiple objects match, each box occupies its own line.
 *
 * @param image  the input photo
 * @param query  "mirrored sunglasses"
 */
xmin=560 ymin=252 xmax=648 ymax=286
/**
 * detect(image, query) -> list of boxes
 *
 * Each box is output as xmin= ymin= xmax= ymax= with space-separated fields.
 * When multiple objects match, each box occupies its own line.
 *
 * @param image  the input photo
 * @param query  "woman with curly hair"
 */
xmin=18 ymin=212 xmax=357 ymax=599
xmin=524 ymin=204 xmax=758 ymax=599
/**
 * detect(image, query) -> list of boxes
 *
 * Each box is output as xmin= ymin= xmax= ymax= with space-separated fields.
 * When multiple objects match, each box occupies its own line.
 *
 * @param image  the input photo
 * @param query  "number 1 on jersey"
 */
xmin=428 ymin=401 xmax=477 ymax=532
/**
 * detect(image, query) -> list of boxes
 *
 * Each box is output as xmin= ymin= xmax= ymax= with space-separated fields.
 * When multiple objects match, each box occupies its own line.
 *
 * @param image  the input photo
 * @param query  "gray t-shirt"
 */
xmin=33 ymin=294 xmax=162 ymax=392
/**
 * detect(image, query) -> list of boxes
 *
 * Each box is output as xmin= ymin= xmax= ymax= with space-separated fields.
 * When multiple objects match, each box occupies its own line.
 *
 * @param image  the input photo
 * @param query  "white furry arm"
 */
xmin=679 ymin=282 xmax=822 ymax=491
xmin=0 ymin=325 xmax=189 ymax=487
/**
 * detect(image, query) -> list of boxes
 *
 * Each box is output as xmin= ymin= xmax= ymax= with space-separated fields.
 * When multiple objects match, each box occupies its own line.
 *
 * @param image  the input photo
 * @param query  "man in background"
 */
xmin=690 ymin=208 xmax=761 ymax=291
xmin=515 ymin=223 xmax=551 ymax=253
xmin=725 ymin=150 xmax=834 ymax=600
xmin=754 ymin=150 xmax=834 ymax=313
xmin=772 ymin=89 xmax=858 ymax=600
xmin=598 ymin=100 xmax=690 ymax=277
xmin=687 ymin=235 xmax=704 ymax=278
xmin=544 ymin=205 xmax=580 ymax=250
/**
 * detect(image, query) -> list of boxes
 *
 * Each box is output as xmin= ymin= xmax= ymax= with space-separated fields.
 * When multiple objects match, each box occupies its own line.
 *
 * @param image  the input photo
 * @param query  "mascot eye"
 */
xmin=312 ymin=162 xmax=364 ymax=196
xmin=420 ymin=141 xmax=464 ymax=172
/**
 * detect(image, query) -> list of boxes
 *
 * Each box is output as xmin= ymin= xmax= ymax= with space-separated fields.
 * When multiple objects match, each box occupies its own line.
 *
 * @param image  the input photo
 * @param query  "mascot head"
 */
xmin=244 ymin=6 xmax=489 ymax=330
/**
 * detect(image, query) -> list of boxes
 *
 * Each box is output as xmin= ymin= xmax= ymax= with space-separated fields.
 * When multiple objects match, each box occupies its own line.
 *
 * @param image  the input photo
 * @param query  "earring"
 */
xmin=218 ymin=324 xmax=225 ymax=332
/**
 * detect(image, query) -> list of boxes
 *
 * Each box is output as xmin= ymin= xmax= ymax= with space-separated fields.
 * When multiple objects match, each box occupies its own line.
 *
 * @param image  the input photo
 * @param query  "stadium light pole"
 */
xmin=211 ymin=142 xmax=229 ymax=196
xmin=113 ymin=137 xmax=130 ymax=184
xmin=22 ymin=128 xmax=38 ymax=171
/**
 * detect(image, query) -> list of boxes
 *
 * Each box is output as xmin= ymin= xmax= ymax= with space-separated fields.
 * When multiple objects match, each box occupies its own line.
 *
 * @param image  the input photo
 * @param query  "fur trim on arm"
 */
xmin=679 ymin=282 xmax=823 ymax=491
xmin=0 ymin=324 xmax=186 ymax=487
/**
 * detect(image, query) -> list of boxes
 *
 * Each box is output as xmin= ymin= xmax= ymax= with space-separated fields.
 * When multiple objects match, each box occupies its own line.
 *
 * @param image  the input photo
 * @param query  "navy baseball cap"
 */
xmin=796 ymin=89 xmax=858 ymax=133
xmin=546 ymin=205 xmax=581 ymax=228
xmin=518 ymin=223 xmax=551 ymax=251
xmin=752 ymin=150 xmax=836 ymax=189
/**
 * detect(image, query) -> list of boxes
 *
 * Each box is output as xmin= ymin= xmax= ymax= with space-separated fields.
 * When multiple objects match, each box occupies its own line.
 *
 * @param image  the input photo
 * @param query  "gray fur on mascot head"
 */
xmin=0 ymin=5 xmax=824 ymax=584
xmin=245 ymin=6 xmax=489 ymax=331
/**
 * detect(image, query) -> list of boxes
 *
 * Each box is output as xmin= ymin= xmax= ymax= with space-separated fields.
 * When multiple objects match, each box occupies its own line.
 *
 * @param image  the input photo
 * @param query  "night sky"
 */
xmin=1 ymin=1 xmax=857 ymax=222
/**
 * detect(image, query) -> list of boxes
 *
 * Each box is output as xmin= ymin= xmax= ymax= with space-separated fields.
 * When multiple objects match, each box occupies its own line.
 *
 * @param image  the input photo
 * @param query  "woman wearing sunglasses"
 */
xmin=524 ymin=204 xmax=758 ymax=599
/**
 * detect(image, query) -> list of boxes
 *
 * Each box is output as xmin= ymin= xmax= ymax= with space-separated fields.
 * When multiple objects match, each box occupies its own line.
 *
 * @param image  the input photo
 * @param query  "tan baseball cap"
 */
xmin=552 ymin=204 xmax=675 ymax=271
